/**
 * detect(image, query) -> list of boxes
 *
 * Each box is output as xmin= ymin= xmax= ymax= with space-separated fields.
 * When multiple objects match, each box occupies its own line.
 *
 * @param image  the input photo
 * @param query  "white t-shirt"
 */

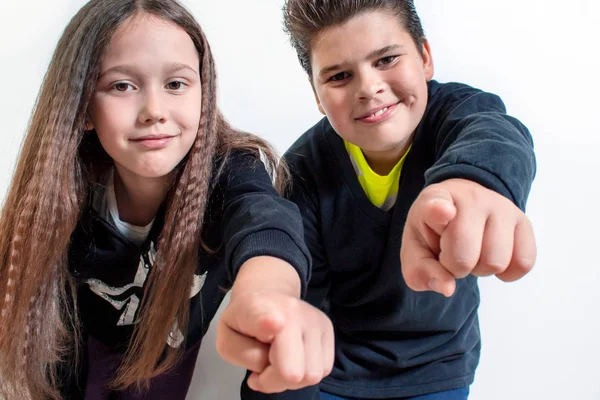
xmin=94 ymin=170 xmax=154 ymax=246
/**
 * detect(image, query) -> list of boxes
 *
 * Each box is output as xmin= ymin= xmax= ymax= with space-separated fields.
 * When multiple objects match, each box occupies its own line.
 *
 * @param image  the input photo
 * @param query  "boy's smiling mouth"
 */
xmin=356 ymin=102 xmax=400 ymax=123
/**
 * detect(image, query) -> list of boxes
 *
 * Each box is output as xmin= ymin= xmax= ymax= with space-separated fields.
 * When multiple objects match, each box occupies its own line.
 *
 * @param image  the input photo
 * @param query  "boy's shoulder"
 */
xmin=426 ymin=80 xmax=506 ymax=116
xmin=427 ymin=79 xmax=485 ymax=97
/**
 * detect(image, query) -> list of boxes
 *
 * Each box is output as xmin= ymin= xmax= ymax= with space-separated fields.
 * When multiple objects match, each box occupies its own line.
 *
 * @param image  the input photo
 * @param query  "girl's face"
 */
xmin=309 ymin=10 xmax=433 ymax=166
xmin=88 ymin=14 xmax=202 ymax=183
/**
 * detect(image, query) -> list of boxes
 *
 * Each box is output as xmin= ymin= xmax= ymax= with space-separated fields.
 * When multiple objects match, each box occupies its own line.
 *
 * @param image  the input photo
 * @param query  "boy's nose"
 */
xmin=356 ymin=71 xmax=385 ymax=100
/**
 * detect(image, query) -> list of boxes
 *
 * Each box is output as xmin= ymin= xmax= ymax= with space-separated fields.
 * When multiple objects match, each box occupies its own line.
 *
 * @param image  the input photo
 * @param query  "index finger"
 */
xmin=401 ymin=228 xmax=456 ymax=297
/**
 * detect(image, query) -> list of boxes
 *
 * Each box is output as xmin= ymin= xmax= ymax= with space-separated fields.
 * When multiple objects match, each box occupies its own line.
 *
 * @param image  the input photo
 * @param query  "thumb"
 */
xmin=224 ymin=294 xmax=286 ymax=343
xmin=418 ymin=186 xmax=457 ymax=236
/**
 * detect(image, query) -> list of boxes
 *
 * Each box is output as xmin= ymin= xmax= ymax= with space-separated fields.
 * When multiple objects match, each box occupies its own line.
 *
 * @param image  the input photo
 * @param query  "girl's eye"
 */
xmin=167 ymin=81 xmax=185 ymax=90
xmin=114 ymin=82 xmax=134 ymax=91
xmin=328 ymin=72 xmax=350 ymax=82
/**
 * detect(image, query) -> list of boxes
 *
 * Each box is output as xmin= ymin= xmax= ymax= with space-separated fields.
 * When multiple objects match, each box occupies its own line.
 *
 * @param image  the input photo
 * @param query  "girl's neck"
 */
xmin=112 ymin=167 xmax=174 ymax=226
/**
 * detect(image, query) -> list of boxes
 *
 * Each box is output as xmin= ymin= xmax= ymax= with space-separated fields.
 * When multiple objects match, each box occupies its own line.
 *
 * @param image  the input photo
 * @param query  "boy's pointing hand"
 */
xmin=400 ymin=178 xmax=536 ymax=297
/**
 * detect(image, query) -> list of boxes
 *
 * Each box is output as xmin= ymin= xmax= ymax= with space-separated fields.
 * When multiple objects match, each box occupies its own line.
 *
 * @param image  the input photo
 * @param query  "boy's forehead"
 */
xmin=310 ymin=11 xmax=412 ymax=75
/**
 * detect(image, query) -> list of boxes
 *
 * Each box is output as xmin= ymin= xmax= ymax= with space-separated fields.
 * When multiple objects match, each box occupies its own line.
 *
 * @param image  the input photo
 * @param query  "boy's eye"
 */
xmin=114 ymin=82 xmax=134 ymax=91
xmin=376 ymin=55 xmax=398 ymax=66
xmin=167 ymin=81 xmax=185 ymax=90
xmin=328 ymin=72 xmax=350 ymax=82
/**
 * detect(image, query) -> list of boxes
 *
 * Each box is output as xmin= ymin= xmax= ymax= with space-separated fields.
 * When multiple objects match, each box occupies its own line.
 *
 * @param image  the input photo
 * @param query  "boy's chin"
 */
xmin=356 ymin=135 xmax=413 ymax=152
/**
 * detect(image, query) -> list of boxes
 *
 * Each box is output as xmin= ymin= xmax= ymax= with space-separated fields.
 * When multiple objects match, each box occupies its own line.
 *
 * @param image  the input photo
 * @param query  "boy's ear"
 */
xmin=309 ymin=77 xmax=326 ymax=116
xmin=421 ymin=38 xmax=435 ymax=81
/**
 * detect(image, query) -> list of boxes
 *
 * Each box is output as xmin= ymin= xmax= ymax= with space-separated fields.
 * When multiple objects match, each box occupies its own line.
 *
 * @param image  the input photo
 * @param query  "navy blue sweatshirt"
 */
xmin=282 ymin=80 xmax=536 ymax=398
xmin=61 ymin=150 xmax=311 ymax=399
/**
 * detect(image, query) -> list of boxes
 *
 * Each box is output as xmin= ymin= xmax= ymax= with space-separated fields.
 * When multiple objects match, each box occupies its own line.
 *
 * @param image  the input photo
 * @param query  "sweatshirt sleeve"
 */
xmin=423 ymin=83 xmax=536 ymax=211
xmin=283 ymin=151 xmax=331 ymax=309
xmin=213 ymin=150 xmax=311 ymax=295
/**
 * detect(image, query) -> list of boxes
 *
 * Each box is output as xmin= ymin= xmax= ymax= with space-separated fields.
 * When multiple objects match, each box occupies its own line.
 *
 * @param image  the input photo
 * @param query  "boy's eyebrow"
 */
xmin=99 ymin=62 xmax=198 ymax=78
xmin=366 ymin=44 xmax=404 ymax=61
xmin=318 ymin=44 xmax=404 ymax=78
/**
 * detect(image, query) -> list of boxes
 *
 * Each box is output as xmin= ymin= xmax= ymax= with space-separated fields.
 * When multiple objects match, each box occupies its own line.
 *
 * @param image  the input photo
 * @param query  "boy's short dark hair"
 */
xmin=283 ymin=0 xmax=425 ymax=77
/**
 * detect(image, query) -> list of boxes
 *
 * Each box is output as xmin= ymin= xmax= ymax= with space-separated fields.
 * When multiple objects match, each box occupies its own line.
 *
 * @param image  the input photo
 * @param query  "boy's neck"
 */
xmin=362 ymin=140 xmax=412 ymax=176
xmin=113 ymin=167 xmax=174 ymax=226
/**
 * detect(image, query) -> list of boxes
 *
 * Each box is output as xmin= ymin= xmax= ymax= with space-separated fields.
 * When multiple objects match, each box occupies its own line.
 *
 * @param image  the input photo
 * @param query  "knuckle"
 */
xmin=280 ymin=368 xmax=304 ymax=384
xmin=450 ymin=258 xmax=474 ymax=278
xmin=304 ymin=370 xmax=322 ymax=386
xmin=513 ymin=256 xmax=535 ymax=274
xmin=247 ymin=292 xmax=264 ymax=310
xmin=477 ymin=259 xmax=507 ymax=276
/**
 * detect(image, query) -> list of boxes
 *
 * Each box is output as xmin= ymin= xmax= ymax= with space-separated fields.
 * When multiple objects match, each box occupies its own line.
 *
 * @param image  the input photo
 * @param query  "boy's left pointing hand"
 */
xmin=401 ymin=178 xmax=536 ymax=297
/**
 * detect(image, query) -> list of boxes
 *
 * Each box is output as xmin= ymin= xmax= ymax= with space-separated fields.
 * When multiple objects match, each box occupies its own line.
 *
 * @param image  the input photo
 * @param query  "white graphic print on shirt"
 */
xmin=85 ymin=241 xmax=207 ymax=347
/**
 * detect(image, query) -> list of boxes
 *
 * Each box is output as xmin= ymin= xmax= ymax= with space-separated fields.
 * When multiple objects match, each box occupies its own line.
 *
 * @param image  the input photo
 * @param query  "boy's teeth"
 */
xmin=370 ymin=107 xmax=388 ymax=118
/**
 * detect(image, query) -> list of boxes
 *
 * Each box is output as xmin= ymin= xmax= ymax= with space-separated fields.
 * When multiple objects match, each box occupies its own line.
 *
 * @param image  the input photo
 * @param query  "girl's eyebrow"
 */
xmin=166 ymin=62 xmax=199 ymax=75
xmin=98 ymin=65 xmax=138 ymax=79
xmin=318 ymin=44 xmax=404 ymax=78
xmin=98 ymin=62 xmax=198 ymax=79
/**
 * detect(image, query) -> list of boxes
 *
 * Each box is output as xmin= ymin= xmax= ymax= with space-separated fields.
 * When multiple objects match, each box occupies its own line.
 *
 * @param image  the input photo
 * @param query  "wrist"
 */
xmin=231 ymin=256 xmax=301 ymax=300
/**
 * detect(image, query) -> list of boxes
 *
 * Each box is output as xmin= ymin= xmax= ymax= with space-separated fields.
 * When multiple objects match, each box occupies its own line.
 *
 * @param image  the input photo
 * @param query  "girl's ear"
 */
xmin=84 ymin=112 xmax=95 ymax=131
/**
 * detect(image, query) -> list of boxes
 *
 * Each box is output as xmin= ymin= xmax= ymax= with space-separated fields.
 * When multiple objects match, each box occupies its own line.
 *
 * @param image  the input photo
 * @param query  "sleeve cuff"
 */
xmin=229 ymin=229 xmax=311 ymax=297
xmin=425 ymin=163 xmax=524 ymax=210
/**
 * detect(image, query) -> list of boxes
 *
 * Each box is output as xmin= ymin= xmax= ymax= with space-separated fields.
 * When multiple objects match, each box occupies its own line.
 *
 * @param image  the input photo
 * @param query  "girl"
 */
xmin=0 ymin=0 xmax=333 ymax=399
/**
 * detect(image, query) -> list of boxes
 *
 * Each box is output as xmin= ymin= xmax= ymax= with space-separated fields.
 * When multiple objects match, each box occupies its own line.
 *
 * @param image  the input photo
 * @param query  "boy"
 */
xmin=241 ymin=0 xmax=536 ymax=399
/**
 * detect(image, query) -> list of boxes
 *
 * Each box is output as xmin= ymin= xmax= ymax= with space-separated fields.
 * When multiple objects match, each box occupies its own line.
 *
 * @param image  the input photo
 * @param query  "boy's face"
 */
xmin=310 ymin=11 xmax=433 ymax=164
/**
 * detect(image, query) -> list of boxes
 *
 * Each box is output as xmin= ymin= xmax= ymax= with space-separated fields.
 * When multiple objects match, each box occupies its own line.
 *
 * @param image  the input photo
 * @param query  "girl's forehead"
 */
xmin=100 ymin=14 xmax=199 ymax=74
xmin=109 ymin=14 xmax=188 ymax=50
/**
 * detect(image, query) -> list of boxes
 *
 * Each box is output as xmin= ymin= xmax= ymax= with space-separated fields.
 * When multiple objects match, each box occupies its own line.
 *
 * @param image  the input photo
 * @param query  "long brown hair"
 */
xmin=0 ymin=0 xmax=284 ymax=398
xmin=282 ymin=0 xmax=425 ymax=77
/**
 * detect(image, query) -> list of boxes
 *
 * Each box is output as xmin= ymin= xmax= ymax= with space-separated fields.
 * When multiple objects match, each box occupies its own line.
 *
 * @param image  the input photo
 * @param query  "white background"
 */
xmin=1 ymin=1 xmax=599 ymax=399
